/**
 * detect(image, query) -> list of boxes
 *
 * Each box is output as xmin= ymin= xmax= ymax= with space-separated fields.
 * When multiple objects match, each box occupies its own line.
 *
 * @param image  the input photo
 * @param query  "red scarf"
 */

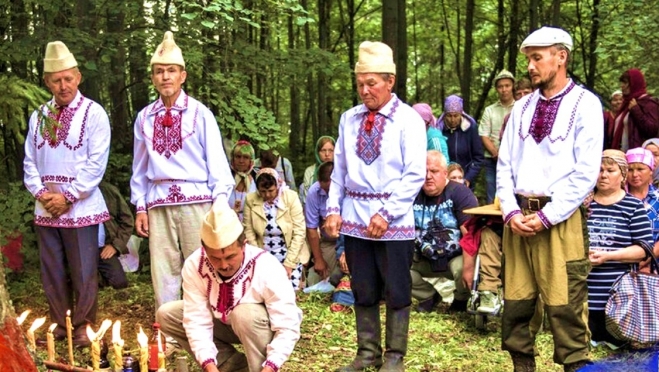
xmin=611 ymin=69 xmax=647 ymax=149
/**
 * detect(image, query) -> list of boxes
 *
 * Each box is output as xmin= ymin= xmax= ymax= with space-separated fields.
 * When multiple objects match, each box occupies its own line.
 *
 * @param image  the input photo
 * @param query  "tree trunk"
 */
xmin=106 ymin=6 xmax=130 ymax=152
xmin=288 ymin=15 xmax=301 ymax=160
xmin=474 ymin=0 xmax=506 ymax=120
xmin=461 ymin=0 xmax=475 ymax=113
xmin=396 ymin=0 xmax=407 ymax=101
xmin=0 ymin=261 xmax=38 ymax=371
xmin=317 ymin=0 xmax=332 ymax=136
xmin=586 ymin=0 xmax=600 ymax=88
xmin=301 ymin=0 xmax=318 ymax=143
xmin=551 ymin=0 xmax=561 ymax=26
xmin=128 ymin=4 xmax=149 ymax=118
xmin=529 ymin=0 xmax=540 ymax=33
xmin=76 ymin=0 xmax=100 ymax=103
xmin=507 ymin=0 xmax=520 ymax=73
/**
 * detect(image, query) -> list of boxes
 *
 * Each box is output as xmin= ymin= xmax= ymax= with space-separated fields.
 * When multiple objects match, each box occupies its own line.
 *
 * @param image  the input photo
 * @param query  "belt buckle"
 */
xmin=528 ymin=198 xmax=541 ymax=211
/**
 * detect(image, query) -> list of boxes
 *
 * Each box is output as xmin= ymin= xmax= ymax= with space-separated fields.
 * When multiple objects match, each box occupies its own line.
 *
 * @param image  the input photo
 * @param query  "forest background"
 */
xmin=0 ymin=1 xmax=656 ymax=370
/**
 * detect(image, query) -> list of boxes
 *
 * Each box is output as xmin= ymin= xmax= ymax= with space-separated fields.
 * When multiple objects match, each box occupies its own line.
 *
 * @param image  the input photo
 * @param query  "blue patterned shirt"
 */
xmin=642 ymin=184 xmax=659 ymax=243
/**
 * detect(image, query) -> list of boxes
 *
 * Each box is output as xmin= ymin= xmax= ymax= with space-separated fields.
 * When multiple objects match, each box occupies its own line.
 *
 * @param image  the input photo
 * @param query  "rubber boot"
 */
xmin=379 ymin=306 xmax=410 ymax=372
xmin=335 ymin=305 xmax=383 ymax=372
xmin=564 ymin=360 xmax=590 ymax=372
xmin=510 ymin=352 xmax=536 ymax=372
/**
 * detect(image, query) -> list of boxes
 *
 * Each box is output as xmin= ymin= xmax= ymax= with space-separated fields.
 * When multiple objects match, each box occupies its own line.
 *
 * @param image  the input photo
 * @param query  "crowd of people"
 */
xmin=23 ymin=24 xmax=659 ymax=372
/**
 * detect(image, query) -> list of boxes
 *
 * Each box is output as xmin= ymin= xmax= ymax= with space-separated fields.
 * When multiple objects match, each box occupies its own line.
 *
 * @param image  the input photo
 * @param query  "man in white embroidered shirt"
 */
xmin=24 ymin=41 xmax=111 ymax=347
xmin=325 ymin=41 xmax=426 ymax=372
xmin=497 ymin=27 xmax=602 ymax=372
xmin=157 ymin=203 xmax=302 ymax=372
xmin=130 ymin=31 xmax=234 ymax=317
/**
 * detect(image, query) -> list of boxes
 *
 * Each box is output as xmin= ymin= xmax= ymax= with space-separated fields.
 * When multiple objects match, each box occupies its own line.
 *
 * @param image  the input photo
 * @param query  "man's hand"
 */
xmin=366 ymin=213 xmax=389 ymax=239
xmin=461 ymin=253 xmax=476 ymax=290
xmin=325 ymin=214 xmax=343 ymax=238
xmin=135 ymin=213 xmax=149 ymax=237
xmin=629 ymin=98 xmax=638 ymax=109
xmin=509 ymin=214 xmax=535 ymax=237
xmin=203 ymin=363 xmax=219 ymax=372
xmin=313 ymin=257 xmax=329 ymax=279
xmin=42 ymin=193 xmax=71 ymax=218
xmin=260 ymin=366 xmax=276 ymax=372
xmin=100 ymin=245 xmax=119 ymax=260
xmin=522 ymin=213 xmax=546 ymax=233
xmin=339 ymin=252 xmax=349 ymax=274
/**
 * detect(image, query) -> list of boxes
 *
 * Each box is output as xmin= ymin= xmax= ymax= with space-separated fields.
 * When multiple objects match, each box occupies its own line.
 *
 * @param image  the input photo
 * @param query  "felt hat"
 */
xmin=200 ymin=202 xmax=244 ymax=249
xmin=354 ymin=41 xmax=396 ymax=75
xmin=494 ymin=69 xmax=515 ymax=84
xmin=43 ymin=41 xmax=78 ymax=73
xmin=150 ymin=31 xmax=185 ymax=68
xmin=520 ymin=26 xmax=573 ymax=53
xmin=464 ymin=197 xmax=502 ymax=216
xmin=626 ymin=147 xmax=655 ymax=171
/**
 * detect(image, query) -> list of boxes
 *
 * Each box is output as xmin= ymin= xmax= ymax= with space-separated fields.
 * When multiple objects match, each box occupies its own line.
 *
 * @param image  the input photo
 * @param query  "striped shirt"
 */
xmin=586 ymin=193 xmax=653 ymax=310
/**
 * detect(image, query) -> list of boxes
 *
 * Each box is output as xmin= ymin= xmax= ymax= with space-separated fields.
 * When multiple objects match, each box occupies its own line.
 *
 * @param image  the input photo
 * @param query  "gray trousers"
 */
xmin=36 ymin=224 xmax=99 ymax=332
xmin=157 ymin=301 xmax=274 ymax=372
xmin=411 ymin=254 xmax=470 ymax=302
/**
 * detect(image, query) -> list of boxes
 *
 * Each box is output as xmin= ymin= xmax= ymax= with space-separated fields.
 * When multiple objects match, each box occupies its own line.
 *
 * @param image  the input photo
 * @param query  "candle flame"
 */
xmin=28 ymin=317 xmax=46 ymax=332
xmin=48 ymin=323 xmax=57 ymax=333
xmin=96 ymin=319 xmax=113 ymax=340
xmin=17 ymin=310 xmax=31 ymax=325
xmin=112 ymin=320 xmax=123 ymax=344
xmin=66 ymin=309 xmax=71 ymax=317
xmin=86 ymin=324 xmax=96 ymax=341
xmin=137 ymin=326 xmax=148 ymax=347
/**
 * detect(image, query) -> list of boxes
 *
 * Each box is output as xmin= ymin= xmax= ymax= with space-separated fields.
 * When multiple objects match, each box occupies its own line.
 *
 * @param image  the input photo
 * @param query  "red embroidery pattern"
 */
xmin=41 ymin=175 xmax=76 ymax=183
xmin=145 ymin=184 xmax=212 ymax=209
xmin=63 ymin=190 xmax=78 ymax=203
xmin=34 ymin=211 xmax=110 ymax=228
xmin=340 ymin=220 xmax=415 ymax=239
xmin=519 ymin=83 xmax=583 ymax=144
xmin=355 ymin=98 xmax=399 ymax=165
xmin=136 ymin=206 xmax=147 ymax=213
xmin=36 ymin=99 xmax=92 ymax=152
xmin=327 ymin=207 xmax=340 ymax=214
xmin=346 ymin=189 xmax=391 ymax=200
xmin=378 ymin=207 xmax=394 ymax=223
xmin=197 ymin=249 xmax=266 ymax=322
xmin=264 ymin=360 xmax=280 ymax=372
xmin=153 ymin=110 xmax=182 ymax=158
xmin=200 ymin=359 xmax=215 ymax=370
xmin=35 ymin=188 xmax=49 ymax=200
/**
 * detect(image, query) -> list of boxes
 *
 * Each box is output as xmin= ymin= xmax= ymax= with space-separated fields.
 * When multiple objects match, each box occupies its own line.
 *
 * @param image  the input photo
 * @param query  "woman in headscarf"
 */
xmin=228 ymin=140 xmax=257 ymax=221
xmin=626 ymin=147 xmax=659 ymax=265
xmin=587 ymin=149 xmax=653 ymax=348
xmin=436 ymin=95 xmax=484 ymax=189
xmin=300 ymin=136 xmax=335 ymax=207
xmin=610 ymin=69 xmax=659 ymax=151
xmin=412 ymin=103 xmax=450 ymax=161
xmin=243 ymin=168 xmax=308 ymax=290
xmin=642 ymin=138 xmax=659 ymax=186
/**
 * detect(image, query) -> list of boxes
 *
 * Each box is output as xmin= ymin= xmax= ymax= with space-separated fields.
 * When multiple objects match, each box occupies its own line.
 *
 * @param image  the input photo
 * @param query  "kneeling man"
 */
xmin=157 ymin=204 xmax=302 ymax=372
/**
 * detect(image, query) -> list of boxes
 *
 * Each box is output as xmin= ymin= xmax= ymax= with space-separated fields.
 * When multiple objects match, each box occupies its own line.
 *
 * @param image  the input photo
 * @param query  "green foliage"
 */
xmin=0 ymin=75 xmax=50 ymax=147
xmin=0 ymin=182 xmax=36 ymax=269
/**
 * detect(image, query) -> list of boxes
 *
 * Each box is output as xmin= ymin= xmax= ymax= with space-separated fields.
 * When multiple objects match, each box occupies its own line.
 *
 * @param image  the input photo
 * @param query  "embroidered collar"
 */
xmin=149 ymin=90 xmax=190 ymax=114
xmin=357 ymin=93 xmax=399 ymax=120
xmin=539 ymin=80 xmax=575 ymax=102
xmin=49 ymin=91 xmax=83 ymax=111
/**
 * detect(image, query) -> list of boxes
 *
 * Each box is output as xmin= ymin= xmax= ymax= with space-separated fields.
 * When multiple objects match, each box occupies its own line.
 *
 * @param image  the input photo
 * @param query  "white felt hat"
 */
xmin=200 ymin=202 xmax=244 ymax=250
xmin=44 ymin=41 xmax=78 ymax=73
xmin=150 ymin=31 xmax=185 ymax=68
xmin=520 ymin=27 xmax=573 ymax=53
xmin=354 ymin=41 xmax=396 ymax=75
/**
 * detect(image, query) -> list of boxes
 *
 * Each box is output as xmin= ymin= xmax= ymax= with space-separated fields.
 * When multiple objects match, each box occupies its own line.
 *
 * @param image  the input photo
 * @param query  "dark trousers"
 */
xmin=98 ymin=252 xmax=128 ymax=289
xmin=36 ymin=225 xmax=99 ymax=333
xmin=344 ymin=236 xmax=414 ymax=310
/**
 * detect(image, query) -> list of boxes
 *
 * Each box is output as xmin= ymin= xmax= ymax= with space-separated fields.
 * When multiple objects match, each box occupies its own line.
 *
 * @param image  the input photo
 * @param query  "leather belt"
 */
xmin=515 ymin=194 xmax=551 ymax=212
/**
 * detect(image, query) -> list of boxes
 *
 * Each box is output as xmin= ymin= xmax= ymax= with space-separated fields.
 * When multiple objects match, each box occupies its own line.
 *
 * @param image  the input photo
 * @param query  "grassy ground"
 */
xmin=8 ymin=253 xmax=618 ymax=372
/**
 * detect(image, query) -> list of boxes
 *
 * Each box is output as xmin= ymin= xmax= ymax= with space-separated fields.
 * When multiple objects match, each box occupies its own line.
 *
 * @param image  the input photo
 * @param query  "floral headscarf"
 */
xmin=256 ymin=167 xmax=288 ymax=206
xmin=435 ymin=95 xmax=477 ymax=130
xmin=230 ymin=140 xmax=255 ymax=192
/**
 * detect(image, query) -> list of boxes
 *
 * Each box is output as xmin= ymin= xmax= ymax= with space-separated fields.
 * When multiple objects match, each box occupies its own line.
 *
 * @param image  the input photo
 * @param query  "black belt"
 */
xmin=515 ymin=194 xmax=551 ymax=212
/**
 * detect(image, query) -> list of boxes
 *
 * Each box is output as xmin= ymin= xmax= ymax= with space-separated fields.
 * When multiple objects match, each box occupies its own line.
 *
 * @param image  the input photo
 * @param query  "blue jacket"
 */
xmin=438 ymin=116 xmax=484 ymax=185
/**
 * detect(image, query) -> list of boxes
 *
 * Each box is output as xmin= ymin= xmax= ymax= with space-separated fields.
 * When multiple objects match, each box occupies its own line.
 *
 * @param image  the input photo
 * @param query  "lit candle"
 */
xmin=47 ymin=323 xmax=57 ymax=361
xmin=26 ymin=317 xmax=46 ymax=350
xmin=87 ymin=325 xmax=100 ymax=371
xmin=137 ymin=326 xmax=148 ymax=372
xmin=111 ymin=320 xmax=123 ymax=371
xmin=157 ymin=328 xmax=165 ymax=370
xmin=66 ymin=310 xmax=74 ymax=366
xmin=16 ymin=310 xmax=31 ymax=326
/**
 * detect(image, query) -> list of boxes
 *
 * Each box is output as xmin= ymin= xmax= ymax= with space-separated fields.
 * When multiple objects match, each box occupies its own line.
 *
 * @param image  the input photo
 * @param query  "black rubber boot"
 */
xmin=335 ymin=305 xmax=383 ymax=372
xmin=510 ymin=351 xmax=536 ymax=372
xmin=379 ymin=306 xmax=410 ymax=372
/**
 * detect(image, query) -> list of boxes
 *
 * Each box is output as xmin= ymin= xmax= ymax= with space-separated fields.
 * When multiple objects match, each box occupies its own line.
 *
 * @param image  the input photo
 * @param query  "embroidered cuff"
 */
xmin=263 ymin=360 xmax=280 ymax=372
xmin=537 ymin=210 xmax=553 ymax=229
xmin=35 ymin=187 xmax=49 ymax=200
xmin=377 ymin=207 xmax=394 ymax=223
xmin=63 ymin=190 xmax=78 ymax=204
xmin=201 ymin=358 xmax=216 ymax=370
xmin=504 ymin=210 xmax=522 ymax=225
xmin=327 ymin=206 xmax=341 ymax=215
xmin=136 ymin=206 xmax=147 ymax=214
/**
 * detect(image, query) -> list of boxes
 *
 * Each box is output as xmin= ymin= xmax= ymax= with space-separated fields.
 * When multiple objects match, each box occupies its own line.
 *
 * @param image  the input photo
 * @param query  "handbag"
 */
xmin=605 ymin=240 xmax=659 ymax=343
